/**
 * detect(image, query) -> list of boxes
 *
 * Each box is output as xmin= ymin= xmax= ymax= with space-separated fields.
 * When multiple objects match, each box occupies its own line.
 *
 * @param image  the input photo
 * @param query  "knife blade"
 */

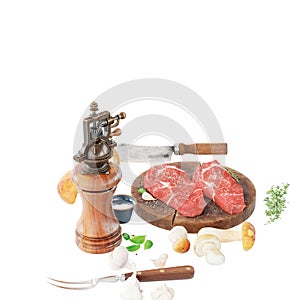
xmin=117 ymin=143 xmax=227 ymax=162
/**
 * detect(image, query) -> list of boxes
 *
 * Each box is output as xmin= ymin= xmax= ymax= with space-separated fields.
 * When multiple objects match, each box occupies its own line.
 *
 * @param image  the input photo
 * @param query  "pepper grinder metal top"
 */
xmin=73 ymin=101 xmax=126 ymax=173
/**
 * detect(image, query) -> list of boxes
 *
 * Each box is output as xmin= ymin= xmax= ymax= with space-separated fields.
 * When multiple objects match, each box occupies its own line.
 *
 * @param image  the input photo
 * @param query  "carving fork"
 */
xmin=47 ymin=265 xmax=194 ymax=290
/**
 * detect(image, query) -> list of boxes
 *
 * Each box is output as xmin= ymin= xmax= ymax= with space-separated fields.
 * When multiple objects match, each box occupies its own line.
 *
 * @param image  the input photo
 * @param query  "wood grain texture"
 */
xmin=132 ymin=162 xmax=256 ymax=233
xmin=124 ymin=265 xmax=194 ymax=282
xmin=179 ymin=143 xmax=227 ymax=155
xmin=71 ymin=162 xmax=122 ymax=254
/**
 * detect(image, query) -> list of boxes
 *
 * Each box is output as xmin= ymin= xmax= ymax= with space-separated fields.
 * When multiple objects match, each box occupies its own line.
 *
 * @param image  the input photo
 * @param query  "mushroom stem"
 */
xmin=198 ymin=228 xmax=242 ymax=242
xmin=198 ymin=222 xmax=256 ymax=251
xmin=194 ymin=234 xmax=225 ymax=265
xmin=201 ymin=243 xmax=225 ymax=265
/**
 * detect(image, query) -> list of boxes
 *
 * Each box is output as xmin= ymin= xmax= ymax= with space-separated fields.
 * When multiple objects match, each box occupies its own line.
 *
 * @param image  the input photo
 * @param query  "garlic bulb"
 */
xmin=120 ymin=273 xmax=143 ymax=300
xmin=168 ymin=226 xmax=188 ymax=244
xmin=151 ymin=283 xmax=174 ymax=300
xmin=108 ymin=246 xmax=129 ymax=270
xmin=151 ymin=253 xmax=168 ymax=268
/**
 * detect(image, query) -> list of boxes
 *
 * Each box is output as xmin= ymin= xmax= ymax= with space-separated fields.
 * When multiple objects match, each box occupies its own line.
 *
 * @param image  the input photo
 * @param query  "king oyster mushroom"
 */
xmin=197 ymin=222 xmax=256 ymax=251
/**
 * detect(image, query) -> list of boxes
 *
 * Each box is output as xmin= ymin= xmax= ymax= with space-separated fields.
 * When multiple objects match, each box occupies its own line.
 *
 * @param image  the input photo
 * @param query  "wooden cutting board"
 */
xmin=131 ymin=162 xmax=256 ymax=233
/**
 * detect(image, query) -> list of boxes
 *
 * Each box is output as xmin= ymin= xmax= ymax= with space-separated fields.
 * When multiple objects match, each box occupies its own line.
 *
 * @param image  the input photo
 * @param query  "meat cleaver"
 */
xmin=116 ymin=143 xmax=227 ymax=162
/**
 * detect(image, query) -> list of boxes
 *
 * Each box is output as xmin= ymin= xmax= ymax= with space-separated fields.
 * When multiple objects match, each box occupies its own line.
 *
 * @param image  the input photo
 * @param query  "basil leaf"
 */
xmin=126 ymin=244 xmax=140 ymax=252
xmin=144 ymin=240 xmax=153 ymax=250
xmin=130 ymin=235 xmax=146 ymax=244
xmin=122 ymin=233 xmax=130 ymax=240
xmin=138 ymin=187 xmax=146 ymax=194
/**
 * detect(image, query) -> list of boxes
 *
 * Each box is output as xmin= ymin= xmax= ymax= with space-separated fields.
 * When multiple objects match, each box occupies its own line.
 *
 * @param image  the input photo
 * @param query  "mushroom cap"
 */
xmin=194 ymin=234 xmax=221 ymax=257
xmin=173 ymin=238 xmax=190 ymax=253
xmin=241 ymin=222 xmax=255 ymax=251
xmin=168 ymin=226 xmax=188 ymax=244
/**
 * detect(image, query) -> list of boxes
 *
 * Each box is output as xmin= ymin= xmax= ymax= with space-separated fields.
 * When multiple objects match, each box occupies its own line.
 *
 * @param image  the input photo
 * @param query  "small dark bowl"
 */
xmin=112 ymin=195 xmax=136 ymax=224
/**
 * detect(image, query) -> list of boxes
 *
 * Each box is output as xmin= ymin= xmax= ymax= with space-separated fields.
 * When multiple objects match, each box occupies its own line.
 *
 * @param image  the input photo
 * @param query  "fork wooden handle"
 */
xmin=179 ymin=143 xmax=227 ymax=155
xmin=124 ymin=265 xmax=194 ymax=282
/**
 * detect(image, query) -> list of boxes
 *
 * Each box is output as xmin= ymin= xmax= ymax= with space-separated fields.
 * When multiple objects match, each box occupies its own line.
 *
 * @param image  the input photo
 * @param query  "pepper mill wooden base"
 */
xmin=71 ymin=162 xmax=122 ymax=254
xmin=75 ymin=226 xmax=122 ymax=254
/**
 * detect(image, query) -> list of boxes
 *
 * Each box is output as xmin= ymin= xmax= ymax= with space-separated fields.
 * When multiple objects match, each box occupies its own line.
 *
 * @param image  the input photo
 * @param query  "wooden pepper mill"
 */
xmin=71 ymin=101 xmax=126 ymax=254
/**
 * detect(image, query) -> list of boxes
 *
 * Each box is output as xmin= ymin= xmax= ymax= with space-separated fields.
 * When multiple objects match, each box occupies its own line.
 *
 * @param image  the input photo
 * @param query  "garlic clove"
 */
xmin=120 ymin=273 xmax=143 ymax=300
xmin=151 ymin=283 xmax=174 ymax=300
xmin=108 ymin=246 xmax=129 ymax=270
xmin=151 ymin=253 xmax=168 ymax=268
xmin=142 ymin=191 xmax=156 ymax=201
xmin=124 ymin=260 xmax=134 ymax=270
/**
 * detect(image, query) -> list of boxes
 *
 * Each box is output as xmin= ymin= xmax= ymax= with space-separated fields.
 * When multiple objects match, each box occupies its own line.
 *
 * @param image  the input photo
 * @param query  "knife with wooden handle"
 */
xmin=117 ymin=143 xmax=227 ymax=162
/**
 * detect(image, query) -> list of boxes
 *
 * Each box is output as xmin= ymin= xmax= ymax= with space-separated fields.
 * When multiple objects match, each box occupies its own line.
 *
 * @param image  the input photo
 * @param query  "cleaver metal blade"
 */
xmin=117 ymin=143 xmax=227 ymax=162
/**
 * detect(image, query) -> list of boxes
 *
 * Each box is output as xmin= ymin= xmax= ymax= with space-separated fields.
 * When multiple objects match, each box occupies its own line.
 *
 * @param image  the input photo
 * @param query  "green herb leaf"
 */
xmin=144 ymin=240 xmax=153 ymax=250
xmin=225 ymin=167 xmax=239 ymax=182
xmin=122 ymin=233 xmax=130 ymax=240
xmin=138 ymin=187 xmax=146 ymax=194
xmin=126 ymin=244 xmax=140 ymax=252
xmin=130 ymin=235 xmax=146 ymax=244
xmin=264 ymin=183 xmax=289 ymax=224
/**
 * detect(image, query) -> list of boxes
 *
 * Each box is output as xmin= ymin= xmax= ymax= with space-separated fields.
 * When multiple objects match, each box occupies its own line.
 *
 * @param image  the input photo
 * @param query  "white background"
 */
xmin=1 ymin=1 xmax=299 ymax=299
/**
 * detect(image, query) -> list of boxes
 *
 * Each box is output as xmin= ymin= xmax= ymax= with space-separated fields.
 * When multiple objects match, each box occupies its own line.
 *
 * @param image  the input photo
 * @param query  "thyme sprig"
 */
xmin=225 ymin=167 xmax=239 ymax=182
xmin=264 ymin=183 xmax=289 ymax=224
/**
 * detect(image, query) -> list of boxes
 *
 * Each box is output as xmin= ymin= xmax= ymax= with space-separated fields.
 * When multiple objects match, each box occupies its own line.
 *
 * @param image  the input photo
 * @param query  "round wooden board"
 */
xmin=131 ymin=162 xmax=256 ymax=233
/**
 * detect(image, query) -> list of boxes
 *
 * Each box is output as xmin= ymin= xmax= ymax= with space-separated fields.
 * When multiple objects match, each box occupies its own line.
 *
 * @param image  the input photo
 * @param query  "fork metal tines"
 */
xmin=47 ymin=274 xmax=126 ymax=290
xmin=47 ymin=277 xmax=96 ymax=290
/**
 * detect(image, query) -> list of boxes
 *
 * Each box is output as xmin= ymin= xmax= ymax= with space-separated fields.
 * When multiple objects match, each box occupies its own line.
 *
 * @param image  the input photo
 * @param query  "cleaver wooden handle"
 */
xmin=124 ymin=265 xmax=194 ymax=282
xmin=179 ymin=143 xmax=227 ymax=155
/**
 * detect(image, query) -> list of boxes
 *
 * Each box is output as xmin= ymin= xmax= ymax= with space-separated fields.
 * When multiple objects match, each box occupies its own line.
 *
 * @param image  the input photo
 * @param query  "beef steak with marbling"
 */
xmin=193 ymin=160 xmax=245 ymax=215
xmin=144 ymin=164 xmax=207 ymax=217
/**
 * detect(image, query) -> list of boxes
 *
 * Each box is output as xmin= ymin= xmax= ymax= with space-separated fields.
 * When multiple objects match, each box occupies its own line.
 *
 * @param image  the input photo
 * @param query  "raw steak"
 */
xmin=144 ymin=164 xmax=207 ymax=217
xmin=177 ymin=185 xmax=207 ymax=217
xmin=193 ymin=160 xmax=245 ymax=215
